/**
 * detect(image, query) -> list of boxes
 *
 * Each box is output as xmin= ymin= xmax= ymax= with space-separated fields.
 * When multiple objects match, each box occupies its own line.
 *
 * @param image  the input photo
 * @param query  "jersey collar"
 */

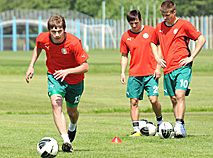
xmin=49 ymin=32 xmax=66 ymax=45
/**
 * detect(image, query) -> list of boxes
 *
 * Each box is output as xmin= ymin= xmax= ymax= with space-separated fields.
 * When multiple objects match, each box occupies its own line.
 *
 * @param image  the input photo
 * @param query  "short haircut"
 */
xmin=127 ymin=9 xmax=142 ymax=22
xmin=47 ymin=14 xmax=66 ymax=31
xmin=160 ymin=0 xmax=176 ymax=13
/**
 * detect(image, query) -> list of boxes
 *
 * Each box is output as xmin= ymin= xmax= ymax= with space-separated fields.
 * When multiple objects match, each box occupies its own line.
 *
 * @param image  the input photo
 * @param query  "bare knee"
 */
xmin=51 ymin=95 xmax=63 ymax=114
xmin=130 ymin=98 xmax=139 ymax=108
xmin=149 ymin=96 xmax=158 ymax=105
xmin=67 ymin=106 xmax=78 ymax=118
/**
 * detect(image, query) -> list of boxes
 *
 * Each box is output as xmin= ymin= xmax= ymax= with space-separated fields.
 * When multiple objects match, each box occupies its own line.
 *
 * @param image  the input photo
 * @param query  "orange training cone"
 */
xmin=111 ymin=137 xmax=122 ymax=143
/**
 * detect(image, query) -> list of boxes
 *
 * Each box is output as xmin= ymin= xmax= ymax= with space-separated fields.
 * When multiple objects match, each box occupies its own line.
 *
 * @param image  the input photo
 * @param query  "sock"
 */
xmin=156 ymin=115 xmax=163 ymax=125
xmin=68 ymin=122 xmax=77 ymax=132
xmin=176 ymin=119 xmax=184 ymax=124
xmin=61 ymin=134 xmax=71 ymax=144
xmin=132 ymin=121 xmax=140 ymax=133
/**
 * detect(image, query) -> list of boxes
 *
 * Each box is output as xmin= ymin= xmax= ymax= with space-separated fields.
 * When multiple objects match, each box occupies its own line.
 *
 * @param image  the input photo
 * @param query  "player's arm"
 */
xmin=25 ymin=46 xmax=42 ymax=83
xmin=154 ymin=45 xmax=162 ymax=79
xmin=151 ymin=42 xmax=166 ymax=68
xmin=179 ymin=35 xmax=206 ymax=66
xmin=53 ymin=61 xmax=89 ymax=82
xmin=120 ymin=53 xmax=128 ymax=84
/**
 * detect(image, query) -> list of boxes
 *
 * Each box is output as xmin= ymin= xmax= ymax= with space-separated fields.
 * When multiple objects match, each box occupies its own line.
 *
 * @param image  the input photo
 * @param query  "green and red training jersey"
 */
xmin=151 ymin=18 xmax=202 ymax=75
xmin=36 ymin=32 xmax=89 ymax=84
xmin=120 ymin=25 xmax=157 ymax=77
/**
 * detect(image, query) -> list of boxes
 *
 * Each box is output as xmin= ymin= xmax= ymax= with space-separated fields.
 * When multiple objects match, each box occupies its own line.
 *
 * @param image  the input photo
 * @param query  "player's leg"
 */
xmin=173 ymin=65 xmax=191 ymax=138
xmin=149 ymin=96 xmax=163 ymax=130
xmin=170 ymin=95 xmax=177 ymax=118
xmin=51 ymin=94 xmax=67 ymax=135
xmin=50 ymin=94 xmax=73 ymax=152
xmin=145 ymin=75 xmax=163 ymax=129
xmin=65 ymin=80 xmax=84 ymax=142
xmin=47 ymin=72 xmax=73 ymax=152
xmin=127 ymin=77 xmax=143 ymax=137
xmin=174 ymin=89 xmax=187 ymax=138
xmin=174 ymin=89 xmax=186 ymax=119
xmin=67 ymin=105 xmax=79 ymax=142
xmin=129 ymin=98 xmax=141 ymax=137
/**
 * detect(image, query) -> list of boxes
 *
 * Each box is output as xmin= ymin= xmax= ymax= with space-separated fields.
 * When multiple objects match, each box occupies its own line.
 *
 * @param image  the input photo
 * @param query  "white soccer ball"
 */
xmin=140 ymin=121 xmax=157 ymax=136
xmin=158 ymin=122 xmax=174 ymax=139
xmin=139 ymin=119 xmax=148 ymax=130
xmin=37 ymin=137 xmax=59 ymax=158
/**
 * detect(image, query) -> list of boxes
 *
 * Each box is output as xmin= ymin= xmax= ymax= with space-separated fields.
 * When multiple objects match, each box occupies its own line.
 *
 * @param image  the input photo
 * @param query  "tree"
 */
xmin=175 ymin=0 xmax=213 ymax=17
xmin=74 ymin=0 xmax=102 ymax=18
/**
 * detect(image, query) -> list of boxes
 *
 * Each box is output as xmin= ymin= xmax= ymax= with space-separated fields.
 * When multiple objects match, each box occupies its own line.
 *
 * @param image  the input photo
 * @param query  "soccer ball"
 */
xmin=158 ymin=122 xmax=174 ymax=139
xmin=37 ymin=137 xmax=59 ymax=158
xmin=140 ymin=121 xmax=157 ymax=136
xmin=139 ymin=119 xmax=148 ymax=130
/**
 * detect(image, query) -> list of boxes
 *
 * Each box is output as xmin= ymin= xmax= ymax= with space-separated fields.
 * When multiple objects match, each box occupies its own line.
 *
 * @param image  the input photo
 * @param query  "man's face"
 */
xmin=129 ymin=17 xmax=141 ymax=32
xmin=49 ymin=27 xmax=65 ymax=43
xmin=161 ymin=10 xmax=176 ymax=25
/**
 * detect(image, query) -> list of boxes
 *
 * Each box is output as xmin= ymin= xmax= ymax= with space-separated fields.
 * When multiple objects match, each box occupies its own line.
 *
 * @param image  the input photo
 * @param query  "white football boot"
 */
xmin=174 ymin=123 xmax=187 ymax=138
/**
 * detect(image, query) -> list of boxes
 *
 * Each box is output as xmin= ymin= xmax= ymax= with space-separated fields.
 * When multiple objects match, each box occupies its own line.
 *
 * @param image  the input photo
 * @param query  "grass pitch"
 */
xmin=0 ymin=49 xmax=212 ymax=157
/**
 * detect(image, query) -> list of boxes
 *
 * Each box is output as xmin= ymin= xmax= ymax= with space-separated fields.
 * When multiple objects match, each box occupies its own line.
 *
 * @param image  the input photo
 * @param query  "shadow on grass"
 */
xmin=58 ymin=149 xmax=92 ymax=153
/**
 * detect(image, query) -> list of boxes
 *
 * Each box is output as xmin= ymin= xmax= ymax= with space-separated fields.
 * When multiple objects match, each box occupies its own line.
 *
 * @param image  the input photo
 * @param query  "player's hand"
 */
xmin=157 ymin=59 xmax=166 ymax=68
xmin=53 ymin=69 xmax=69 ymax=82
xmin=153 ymin=68 xmax=161 ymax=80
xmin=120 ymin=74 xmax=126 ymax=84
xmin=179 ymin=57 xmax=193 ymax=66
xmin=25 ymin=67 xmax=34 ymax=83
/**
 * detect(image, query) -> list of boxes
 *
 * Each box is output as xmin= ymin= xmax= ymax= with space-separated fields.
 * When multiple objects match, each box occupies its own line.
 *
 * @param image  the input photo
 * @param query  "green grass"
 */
xmin=0 ymin=113 xmax=212 ymax=158
xmin=0 ymin=49 xmax=213 ymax=157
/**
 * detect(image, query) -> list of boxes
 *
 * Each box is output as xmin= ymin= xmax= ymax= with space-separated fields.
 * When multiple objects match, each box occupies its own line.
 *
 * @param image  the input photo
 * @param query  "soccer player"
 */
xmin=25 ymin=14 xmax=89 ymax=151
xmin=120 ymin=9 xmax=163 ymax=137
xmin=151 ymin=0 xmax=206 ymax=138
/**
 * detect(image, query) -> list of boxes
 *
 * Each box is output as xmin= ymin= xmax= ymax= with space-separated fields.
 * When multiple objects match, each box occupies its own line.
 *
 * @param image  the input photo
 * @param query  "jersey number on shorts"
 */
xmin=180 ymin=79 xmax=188 ymax=88
xmin=153 ymin=85 xmax=158 ymax=94
xmin=74 ymin=95 xmax=81 ymax=104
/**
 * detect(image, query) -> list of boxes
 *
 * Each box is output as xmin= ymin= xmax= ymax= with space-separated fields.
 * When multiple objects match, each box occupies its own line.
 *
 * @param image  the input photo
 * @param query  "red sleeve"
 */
xmin=36 ymin=32 xmax=49 ymax=49
xmin=184 ymin=21 xmax=202 ymax=41
xmin=36 ymin=34 xmax=43 ymax=48
xmin=151 ymin=28 xmax=159 ymax=45
xmin=120 ymin=34 xmax=129 ymax=54
xmin=72 ymin=40 xmax=89 ymax=64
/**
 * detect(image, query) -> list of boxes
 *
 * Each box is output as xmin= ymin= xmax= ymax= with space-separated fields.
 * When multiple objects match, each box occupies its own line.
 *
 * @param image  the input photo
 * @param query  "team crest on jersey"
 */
xmin=143 ymin=33 xmax=149 ymax=39
xmin=173 ymin=29 xmax=178 ymax=34
xmin=61 ymin=48 xmax=67 ymax=54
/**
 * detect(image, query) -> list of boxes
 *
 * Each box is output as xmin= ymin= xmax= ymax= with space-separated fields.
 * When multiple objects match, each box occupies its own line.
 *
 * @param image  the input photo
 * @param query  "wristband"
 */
xmin=121 ymin=73 xmax=125 ymax=76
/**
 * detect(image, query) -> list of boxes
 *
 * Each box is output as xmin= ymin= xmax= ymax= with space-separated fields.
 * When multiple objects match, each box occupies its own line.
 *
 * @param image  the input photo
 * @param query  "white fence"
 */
xmin=0 ymin=10 xmax=212 ymax=51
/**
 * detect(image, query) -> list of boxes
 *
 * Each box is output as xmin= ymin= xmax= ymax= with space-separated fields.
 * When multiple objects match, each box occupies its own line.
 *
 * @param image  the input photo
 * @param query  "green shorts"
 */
xmin=127 ymin=75 xmax=159 ymax=100
xmin=47 ymin=72 xmax=84 ymax=107
xmin=164 ymin=64 xmax=192 ymax=96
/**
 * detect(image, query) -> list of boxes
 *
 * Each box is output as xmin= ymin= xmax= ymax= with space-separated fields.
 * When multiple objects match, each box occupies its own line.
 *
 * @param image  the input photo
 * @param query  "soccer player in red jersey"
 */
xmin=25 ymin=14 xmax=89 ymax=151
xmin=120 ymin=10 xmax=163 ymax=137
xmin=151 ymin=1 xmax=206 ymax=138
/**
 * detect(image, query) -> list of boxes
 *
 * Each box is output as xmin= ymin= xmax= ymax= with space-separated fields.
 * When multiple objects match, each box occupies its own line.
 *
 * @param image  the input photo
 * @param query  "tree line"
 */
xmin=0 ymin=0 xmax=212 ymax=19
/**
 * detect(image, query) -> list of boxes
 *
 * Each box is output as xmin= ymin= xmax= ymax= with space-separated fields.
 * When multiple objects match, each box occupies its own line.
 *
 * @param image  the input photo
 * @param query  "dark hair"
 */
xmin=127 ymin=9 xmax=141 ymax=22
xmin=47 ymin=14 xmax=66 ymax=31
xmin=160 ymin=0 xmax=176 ymax=13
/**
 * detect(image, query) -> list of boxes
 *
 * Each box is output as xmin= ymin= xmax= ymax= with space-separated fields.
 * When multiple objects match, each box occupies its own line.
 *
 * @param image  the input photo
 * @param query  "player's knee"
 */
xmin=130 ymin=98 xmax=138 ymax=107
xmin=149 ymin=96 xmax=158 ymax=105
xmin=67 ymin=107 xmax=78 ymax=118
xmin=51 ymin=95 xmax=63 ymax=108
xmin=176 ymin=94 xmax=185 ymax=102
